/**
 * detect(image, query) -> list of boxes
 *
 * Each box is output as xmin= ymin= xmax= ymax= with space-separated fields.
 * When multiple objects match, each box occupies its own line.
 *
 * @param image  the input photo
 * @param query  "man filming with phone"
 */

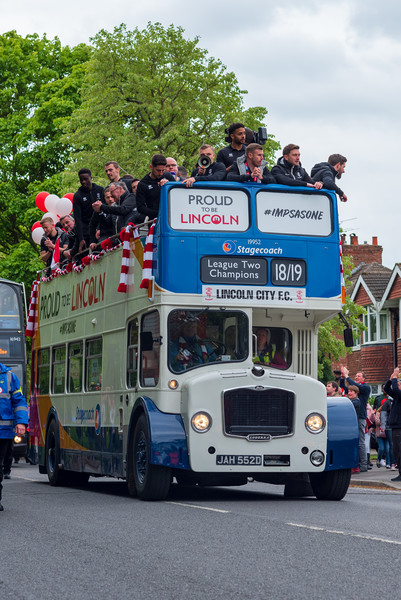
xmin=183 ymin=144 xmax=225 ymax=188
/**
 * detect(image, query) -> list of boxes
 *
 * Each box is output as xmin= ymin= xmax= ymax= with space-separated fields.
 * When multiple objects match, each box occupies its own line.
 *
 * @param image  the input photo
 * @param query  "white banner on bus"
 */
xmin=256 ymin=192 xmax=332 ymax=236
xmin=202 ymin=285 xmax=305 ymax=305
xmin=169 ymin=188 xmax=249 ymax=231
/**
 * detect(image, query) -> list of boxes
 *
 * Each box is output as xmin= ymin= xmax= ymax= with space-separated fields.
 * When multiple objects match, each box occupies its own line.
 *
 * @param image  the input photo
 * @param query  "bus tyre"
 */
xmin=132 ymin=414 xmax=171 ymax=501
xmin=45 ymin=419 xmax=67 ymax=486
xmin=309 ymin=468 xmax=351 ymax=501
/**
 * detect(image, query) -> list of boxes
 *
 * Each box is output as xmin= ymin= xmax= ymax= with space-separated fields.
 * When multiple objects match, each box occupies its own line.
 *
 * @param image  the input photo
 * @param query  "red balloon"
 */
xmin=62 ymin=193 xmax=74 ymax=201
xmin=35 ymin=191 xmax=49 ymax=212
xmin=31 ymin=221 xmax=42 ymax=231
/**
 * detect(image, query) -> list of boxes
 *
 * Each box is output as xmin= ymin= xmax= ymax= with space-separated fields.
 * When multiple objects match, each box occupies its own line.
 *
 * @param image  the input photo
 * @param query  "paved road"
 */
xmin=1 ymin=462 xmax=401 ymax=600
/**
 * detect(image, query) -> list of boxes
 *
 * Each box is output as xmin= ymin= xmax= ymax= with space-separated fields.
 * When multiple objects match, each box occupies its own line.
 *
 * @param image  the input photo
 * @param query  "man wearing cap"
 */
xmin=0 ymin=363 xmax=29 ymax=511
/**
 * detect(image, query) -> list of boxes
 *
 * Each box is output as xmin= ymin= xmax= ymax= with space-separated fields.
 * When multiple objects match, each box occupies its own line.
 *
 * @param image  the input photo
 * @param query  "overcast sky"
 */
xmin=3 ymin=0 xmax=399 ymax=266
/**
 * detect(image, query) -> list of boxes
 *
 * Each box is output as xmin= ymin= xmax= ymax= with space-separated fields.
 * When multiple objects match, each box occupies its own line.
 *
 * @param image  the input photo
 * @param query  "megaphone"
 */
xmin=197 ymin=155 xmax=211 ymax=169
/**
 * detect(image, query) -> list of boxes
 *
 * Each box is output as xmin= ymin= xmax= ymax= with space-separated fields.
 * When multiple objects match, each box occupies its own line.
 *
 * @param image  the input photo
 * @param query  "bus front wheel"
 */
xmin=132 ymin=414 xmax=171 ymax=501
xmin=309 ymin=468 xmax=351 ymax=501
xmin=45 ymin=419 xmax=67 ymax=486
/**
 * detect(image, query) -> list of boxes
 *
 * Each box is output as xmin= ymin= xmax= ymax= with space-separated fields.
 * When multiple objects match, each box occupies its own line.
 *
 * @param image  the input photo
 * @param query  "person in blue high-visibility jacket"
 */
xmin=0 ymin=363 xmax=29 ymax=511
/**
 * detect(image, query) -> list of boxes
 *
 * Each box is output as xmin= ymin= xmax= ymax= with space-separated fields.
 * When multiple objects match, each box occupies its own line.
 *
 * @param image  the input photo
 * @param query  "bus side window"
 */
xmin=38 ymin=348 xmax=50 ymax=395
xmin=140 ymin=311 xmax=160 ymax=387
xmin=127 ymin=318 xmax=139 ymax=388
xmin=85 ymin=338 xmax=103 ymax=391
xmin=52 ymin=346 xmax=66 ymax=394
xmin=68 ymin=342 xmax=83 ymax=393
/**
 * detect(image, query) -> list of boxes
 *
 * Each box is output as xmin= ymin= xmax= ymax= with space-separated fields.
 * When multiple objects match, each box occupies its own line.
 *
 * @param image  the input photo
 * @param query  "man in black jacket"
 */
xmin=216 ymin=122 xmax=247 ymax=172
xmin=311 ymin=154 xmax=348 ymax=202
xmin=92 ymin=180 xmax=141 ymax=234
xmin=227 ymin=143 xmax=275 ymax=184
xmin=72 ymin=168 xmax=104 ymax=252
xmin=183 ymin=145 xmax=225 ymax=188
xmin=136 ymin=154 xmax=175 ymax=221
xmin=272 ymin=144 xmax=323 ymax=189
xmin=384 ymin=367 xmax=401 ymax=481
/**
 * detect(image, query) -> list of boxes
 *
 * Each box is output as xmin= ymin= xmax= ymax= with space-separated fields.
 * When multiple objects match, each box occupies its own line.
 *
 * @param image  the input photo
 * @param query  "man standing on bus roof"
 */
xmin=183 ymin=145 xmax=226 ymax=188
xmin=271 ymin=144 xmax=323 ymax=189
xmin=0 ymin=363 xmax=29 ymax=511
xmin=227 ymin=143 xmax=275 ymax=184
xmin=216 ymin=122 xmax=247 ymax=172
xmin=165 ymin=157 xmax=184 ymax=181
xmin=72 ymin=168 xmax=104 ymax=253
xmin=136 ymin=154 xmax=175 ymax=220
xmin=92 ymin=180 xmax=142 ymax=233
xmin=311 ymin=154 xmax=348 ymax=202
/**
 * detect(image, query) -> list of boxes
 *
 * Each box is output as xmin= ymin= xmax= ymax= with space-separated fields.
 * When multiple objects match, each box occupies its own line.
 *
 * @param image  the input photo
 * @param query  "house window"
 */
xmin=363 ymin=307 xmax=390 ymax=343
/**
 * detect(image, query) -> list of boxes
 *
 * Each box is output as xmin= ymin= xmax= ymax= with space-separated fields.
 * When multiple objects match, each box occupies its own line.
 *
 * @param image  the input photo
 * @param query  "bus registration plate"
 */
xmin=216 ymin=455 xmax=262 ymax=466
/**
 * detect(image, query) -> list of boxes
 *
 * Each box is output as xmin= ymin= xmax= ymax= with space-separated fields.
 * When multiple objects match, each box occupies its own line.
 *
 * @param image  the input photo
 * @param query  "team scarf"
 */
xmin=25 ymin=277 xmax=39 ymax=338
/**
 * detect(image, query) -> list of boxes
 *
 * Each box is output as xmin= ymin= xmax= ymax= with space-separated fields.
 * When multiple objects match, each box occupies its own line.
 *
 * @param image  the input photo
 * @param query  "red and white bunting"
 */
xmin=25 ymin=278 xmax=39 ymax=338
xmin=118 ymin=224 xmax=140 ymax=293
xmin=140 ymin=221 xmax=156 ymax=290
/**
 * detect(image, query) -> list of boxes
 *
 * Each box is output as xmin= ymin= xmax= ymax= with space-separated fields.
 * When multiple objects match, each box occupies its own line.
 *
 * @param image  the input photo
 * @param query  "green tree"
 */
xmin=0 ymin=31 xmax=91 ymax=288
xmin=318 ymin=255 xmax=366 ymax=381
xmin=62 ymin=22 xmax=279 ymax=185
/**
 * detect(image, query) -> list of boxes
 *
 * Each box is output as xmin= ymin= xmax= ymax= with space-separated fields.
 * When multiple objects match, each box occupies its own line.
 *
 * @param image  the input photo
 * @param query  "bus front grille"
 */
xmin=223 ymin=387 xmax=294 ymax=437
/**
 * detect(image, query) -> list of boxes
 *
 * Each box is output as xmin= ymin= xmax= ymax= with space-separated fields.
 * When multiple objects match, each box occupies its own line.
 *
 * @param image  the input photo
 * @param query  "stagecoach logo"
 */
xmin=247 ymin=434 xmax=272 ymax=441
xmin=222 ymin=240 xmax=236 ymax=254
xmin=95 ymin=403 xmax=101 ymax=435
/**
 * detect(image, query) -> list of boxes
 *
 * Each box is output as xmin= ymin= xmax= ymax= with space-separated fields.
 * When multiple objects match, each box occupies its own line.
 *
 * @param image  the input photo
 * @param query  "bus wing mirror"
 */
xmin=140 ymin=331 xmax=154 ymax=351
xmin=343 ymin=327 xmax=354 ymax=348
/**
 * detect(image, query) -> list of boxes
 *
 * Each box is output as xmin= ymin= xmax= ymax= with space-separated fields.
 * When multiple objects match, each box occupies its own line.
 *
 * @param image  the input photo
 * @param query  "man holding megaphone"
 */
xmin=183 ymin=144 xmax=226 ymax=188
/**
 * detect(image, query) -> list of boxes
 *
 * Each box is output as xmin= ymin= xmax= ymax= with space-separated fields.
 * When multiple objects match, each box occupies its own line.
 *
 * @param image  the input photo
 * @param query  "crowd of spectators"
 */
xmin=39 ymin=122 xmax=348 ymax=269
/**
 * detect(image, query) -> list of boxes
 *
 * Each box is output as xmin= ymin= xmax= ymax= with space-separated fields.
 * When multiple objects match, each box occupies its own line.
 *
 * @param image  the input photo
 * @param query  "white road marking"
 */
xmin=166 ymin=501 xmax=229 ymax=513
xmin=287 ymin=522 xmax=401 ymax=545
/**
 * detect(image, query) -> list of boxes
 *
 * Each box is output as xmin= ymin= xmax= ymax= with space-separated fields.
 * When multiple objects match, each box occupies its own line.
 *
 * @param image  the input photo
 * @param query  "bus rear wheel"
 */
xmin=45 ymin=419 xmax=67 ymax=486
xmin=309 ymin=468 xmax=351 ymax=501
xmin=132 ymin=414 xmax=171 ymax=501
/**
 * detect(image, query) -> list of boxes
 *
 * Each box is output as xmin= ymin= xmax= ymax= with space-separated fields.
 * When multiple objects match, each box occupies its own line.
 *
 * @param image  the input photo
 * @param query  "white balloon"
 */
xmin=42 ymin=212 xmax=59 ymax=223
xmin=56 ymin=196 xmax=73 ymax=217
xmin=32 ymin=227 xmax=44 ymax=244
xmin=44 ymin=194 xmax=60 ymax=214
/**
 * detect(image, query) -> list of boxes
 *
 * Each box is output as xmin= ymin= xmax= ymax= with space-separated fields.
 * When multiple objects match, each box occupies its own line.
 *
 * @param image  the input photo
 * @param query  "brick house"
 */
xmin=332 ymin=235 xmax=398 ymax=395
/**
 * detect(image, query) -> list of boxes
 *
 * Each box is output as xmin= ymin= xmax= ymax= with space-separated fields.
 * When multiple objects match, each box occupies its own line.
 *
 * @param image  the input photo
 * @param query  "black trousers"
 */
xmin=0 ymin=438 xmax=12 ymax=500
xmin=392 ymin=428 xmax=401 ymax=474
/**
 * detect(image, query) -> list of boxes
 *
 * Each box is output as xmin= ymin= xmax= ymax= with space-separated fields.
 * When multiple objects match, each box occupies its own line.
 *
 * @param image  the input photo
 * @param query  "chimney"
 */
xmin=372 ymin=236 xmax=378 ymax=245
xmin=342 ymin=236 xmax=382 ymax=267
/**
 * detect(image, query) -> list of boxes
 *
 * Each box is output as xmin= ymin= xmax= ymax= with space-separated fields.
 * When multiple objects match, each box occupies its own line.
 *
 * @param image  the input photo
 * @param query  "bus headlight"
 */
xmin=310 ymin=450 xmax=325 ymax=466
xmin=191 ymin=412 xmax=212 ymax=433
xmin=305 ymin=413 xmax=326 ymax=434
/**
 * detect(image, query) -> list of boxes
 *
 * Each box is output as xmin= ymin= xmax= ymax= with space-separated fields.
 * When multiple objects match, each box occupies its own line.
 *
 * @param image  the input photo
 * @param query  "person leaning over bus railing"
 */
xmin=169 ymin=317 xmax=217 ymax=371
xmin=92 ymin=180 xmax=142 ymax=237
xmin=253 ymin=327 xmax=287 ymax=369
xmin=183 ymin=144 xmax=226 ymax=188
xmin=40 ymin=217 xmax=69 ymax=270
xmin=59 ymin=214 xmax=78 ymax=263
xmin=271 ymin=144 xmax=323 ymax=190
xmin=135 ymin=154 xmax=175 ymax=221
xmin=227 ymin=143 xmax=275 ymax=184
xmin=0 ymin=362 xmax=29 ymax=511
xmin=89 ymin=186 xmax=118 ymax=251
xmin=311 ymin=154 xmax=348 ymax=202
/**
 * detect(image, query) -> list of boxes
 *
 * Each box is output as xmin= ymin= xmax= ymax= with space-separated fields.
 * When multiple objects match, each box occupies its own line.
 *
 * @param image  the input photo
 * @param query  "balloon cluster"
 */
xmin=32 ymin=192 xmax=74 ymax=244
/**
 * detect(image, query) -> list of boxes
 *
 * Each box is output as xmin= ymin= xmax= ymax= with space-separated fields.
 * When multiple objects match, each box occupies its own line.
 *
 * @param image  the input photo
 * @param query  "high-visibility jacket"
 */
xmin=0 ymin=363 xmax=29 ymax=439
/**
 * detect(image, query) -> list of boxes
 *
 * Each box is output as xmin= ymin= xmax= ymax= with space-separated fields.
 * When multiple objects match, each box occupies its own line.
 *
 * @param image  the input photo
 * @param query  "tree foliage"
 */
xmin=0 ymin=31 xmax=91 ymax=287
xmin=62 ymin=22 xmax=279 ymax=184
xmin=318 ymin=255 xmax=366 ymax=381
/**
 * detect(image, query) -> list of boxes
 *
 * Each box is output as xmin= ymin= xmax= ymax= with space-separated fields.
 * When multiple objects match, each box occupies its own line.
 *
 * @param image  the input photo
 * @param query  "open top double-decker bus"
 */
xmin=28 ymin=181 xmax=358 ymax=500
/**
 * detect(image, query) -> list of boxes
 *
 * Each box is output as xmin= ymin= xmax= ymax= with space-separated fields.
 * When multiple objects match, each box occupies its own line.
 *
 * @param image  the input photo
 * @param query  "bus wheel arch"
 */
xmin=45 ymin=417 xmax=67 ymax=486
xmin=309 ymin=468 xmax=351 ymax=501
xmin=129 ymin=412 xmax=171 ymax=501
